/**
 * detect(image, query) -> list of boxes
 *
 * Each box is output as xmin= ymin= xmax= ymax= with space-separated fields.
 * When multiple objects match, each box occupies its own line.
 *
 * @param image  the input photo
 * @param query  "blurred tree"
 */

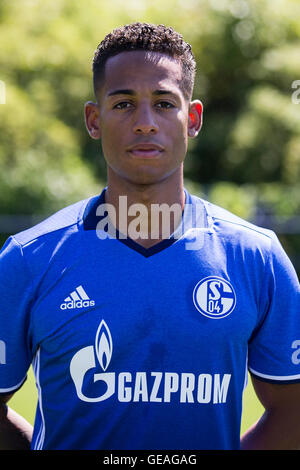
xmin=0 ymin=0 xmax=299 ymax=270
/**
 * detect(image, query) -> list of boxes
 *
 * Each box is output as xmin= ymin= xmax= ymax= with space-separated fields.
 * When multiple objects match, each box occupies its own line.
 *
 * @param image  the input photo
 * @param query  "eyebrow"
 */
xmin=107 ymin=89 xmax=135 ymax=97
xmin=107 ymin=89 xmax=178 ymax=97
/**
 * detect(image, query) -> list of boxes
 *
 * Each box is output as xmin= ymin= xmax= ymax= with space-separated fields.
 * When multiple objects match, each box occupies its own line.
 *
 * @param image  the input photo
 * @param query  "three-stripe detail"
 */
xmin=64 ymin=285 xmax=90 ymax=302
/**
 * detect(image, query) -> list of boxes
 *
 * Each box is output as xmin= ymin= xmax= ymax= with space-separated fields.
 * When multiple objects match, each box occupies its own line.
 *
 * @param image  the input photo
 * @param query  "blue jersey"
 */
xmin=0 ymin=189 xmax=299 ymax=450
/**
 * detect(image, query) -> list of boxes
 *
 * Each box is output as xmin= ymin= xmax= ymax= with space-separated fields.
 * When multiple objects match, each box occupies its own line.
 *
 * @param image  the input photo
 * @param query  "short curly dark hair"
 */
xmin=92 ymin=22 xmax=196 ymax=100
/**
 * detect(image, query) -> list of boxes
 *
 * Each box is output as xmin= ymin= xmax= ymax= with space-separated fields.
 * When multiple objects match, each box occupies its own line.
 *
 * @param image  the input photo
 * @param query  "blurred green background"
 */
xmin=0 ymin=0 xmax=299 ymax=439
xmin=0 ymin=0 xmax=299 ymax=271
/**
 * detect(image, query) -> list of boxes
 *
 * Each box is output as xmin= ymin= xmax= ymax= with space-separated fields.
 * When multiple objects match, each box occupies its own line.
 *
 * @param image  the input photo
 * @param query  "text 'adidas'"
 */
xmin=60 ymin=285 xmax=95 ymax=310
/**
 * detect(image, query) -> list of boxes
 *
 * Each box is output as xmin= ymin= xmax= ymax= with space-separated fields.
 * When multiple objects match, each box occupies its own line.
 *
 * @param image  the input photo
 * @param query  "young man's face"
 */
xmin=85 ymin=50 xmax=202 ymax=186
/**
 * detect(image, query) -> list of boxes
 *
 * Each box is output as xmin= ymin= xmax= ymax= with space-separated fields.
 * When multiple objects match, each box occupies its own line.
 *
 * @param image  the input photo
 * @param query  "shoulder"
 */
xmin=0 ymin=195 xmax=100 ymax=268
xmin=191 ymin=193 xmax=276 ymax=248
xmin=190 ymin=194 xmax=299 ymax=284
xmin=0 ymin=195 xmax=102 ymax=281
xmin=11 ymin=196 xmax=98 ymax=248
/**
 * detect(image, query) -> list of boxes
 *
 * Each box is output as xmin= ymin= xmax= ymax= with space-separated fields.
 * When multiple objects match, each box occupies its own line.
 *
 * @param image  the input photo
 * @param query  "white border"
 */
xmin=249 ymin=367 xmax=300 ymax=382
xmin=0 ymin=374 xmax=27 ymax=393
xmin=32 ymin=349 xmax=46 ymax=450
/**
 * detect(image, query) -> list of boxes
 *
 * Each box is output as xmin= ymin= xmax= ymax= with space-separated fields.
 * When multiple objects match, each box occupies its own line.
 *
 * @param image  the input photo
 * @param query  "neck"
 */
xmin=105 ymin=167 xmax=185 ymax=248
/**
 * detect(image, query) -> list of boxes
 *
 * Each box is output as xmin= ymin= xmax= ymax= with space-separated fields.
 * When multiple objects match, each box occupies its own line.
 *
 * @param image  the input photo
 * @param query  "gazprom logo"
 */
xmin=70 ymin=320 xmax=115 ymax=402
xmin=70 ymin=319 xmax=231 ymax=404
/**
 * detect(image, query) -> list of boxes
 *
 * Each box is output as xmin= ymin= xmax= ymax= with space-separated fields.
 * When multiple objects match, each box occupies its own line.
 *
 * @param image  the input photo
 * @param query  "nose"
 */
xmin=133 ymin=103 xmax=158 ymax=135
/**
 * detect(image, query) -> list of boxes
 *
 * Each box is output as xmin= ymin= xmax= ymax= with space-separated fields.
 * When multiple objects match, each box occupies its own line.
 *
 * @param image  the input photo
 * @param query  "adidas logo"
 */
xmin=60 ymin=285 xmax=95 ymax=310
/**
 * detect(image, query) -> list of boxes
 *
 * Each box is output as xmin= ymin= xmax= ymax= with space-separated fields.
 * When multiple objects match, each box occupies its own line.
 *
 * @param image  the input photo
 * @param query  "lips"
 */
xmin=127 ymin=142 xmax=164 ymax=159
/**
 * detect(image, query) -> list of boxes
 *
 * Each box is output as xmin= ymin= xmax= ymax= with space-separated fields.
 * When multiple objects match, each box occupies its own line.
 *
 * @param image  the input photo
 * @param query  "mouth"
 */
xmin=127 ymin=143 xmax=164 ymax=159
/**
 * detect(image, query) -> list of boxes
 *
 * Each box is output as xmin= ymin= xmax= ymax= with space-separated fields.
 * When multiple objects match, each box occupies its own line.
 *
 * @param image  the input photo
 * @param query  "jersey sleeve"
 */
xmin=0 ymin=236 xmax=33 ymax=394
xmin=248 ymin=232 xmax=300 ymax=383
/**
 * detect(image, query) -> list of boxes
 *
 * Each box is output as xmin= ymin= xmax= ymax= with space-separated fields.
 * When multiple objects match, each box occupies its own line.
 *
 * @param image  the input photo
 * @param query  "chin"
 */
xmin=126 ymin=168 xmax=180 ymax=186
xmin=127 ymin=174 xmax=164 ymax=186
xmin=108 ymin=161 xmax=182 ymax=187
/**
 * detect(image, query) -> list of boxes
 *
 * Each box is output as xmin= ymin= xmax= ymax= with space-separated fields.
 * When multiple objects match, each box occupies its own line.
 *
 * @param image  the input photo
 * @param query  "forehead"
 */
xmin=101 ymin=50 xmax=184 ymax=97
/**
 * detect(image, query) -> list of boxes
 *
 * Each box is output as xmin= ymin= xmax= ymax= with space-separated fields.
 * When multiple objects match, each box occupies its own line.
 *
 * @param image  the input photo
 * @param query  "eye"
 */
xmin=156 ymin=101 xmax=175 ymax=109
xmin=113 ymin=101 xmax=132 ymax=110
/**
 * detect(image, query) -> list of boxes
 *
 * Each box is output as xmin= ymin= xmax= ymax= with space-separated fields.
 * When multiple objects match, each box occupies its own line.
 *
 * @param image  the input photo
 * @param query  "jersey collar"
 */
xmin=82 ymin=187 xmax=207 ymax=258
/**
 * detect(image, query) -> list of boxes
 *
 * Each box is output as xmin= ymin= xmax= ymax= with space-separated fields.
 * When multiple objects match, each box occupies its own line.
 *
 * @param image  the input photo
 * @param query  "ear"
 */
xmin=84 ymin=101 xmax=101 ymax=140
xmin=188 ymin=100 xmax=203 ymax=138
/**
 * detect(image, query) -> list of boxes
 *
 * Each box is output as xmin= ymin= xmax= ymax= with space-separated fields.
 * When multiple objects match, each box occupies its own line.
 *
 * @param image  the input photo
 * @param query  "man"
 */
xmin=0 ymin=23 xmax=299 ymax=451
